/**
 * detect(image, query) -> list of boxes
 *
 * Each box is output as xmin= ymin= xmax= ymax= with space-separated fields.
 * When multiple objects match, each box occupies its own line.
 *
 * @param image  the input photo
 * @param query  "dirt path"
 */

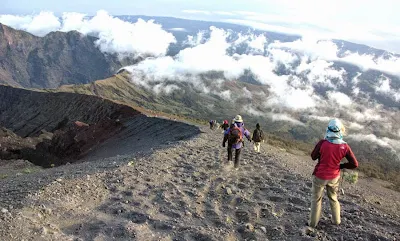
xmin=0 ymin=126 xmax=399 ymax=241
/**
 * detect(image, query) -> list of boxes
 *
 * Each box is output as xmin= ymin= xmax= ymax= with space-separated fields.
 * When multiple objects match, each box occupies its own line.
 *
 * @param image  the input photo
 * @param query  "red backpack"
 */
xmin=228 ymin=126 xmax=243 ymax=145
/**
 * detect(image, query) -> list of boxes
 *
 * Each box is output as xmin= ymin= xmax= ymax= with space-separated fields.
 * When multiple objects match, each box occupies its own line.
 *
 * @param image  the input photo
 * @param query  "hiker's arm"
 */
xmin=244 ymin=129 xmax=251 ymax=141
xmin=340 ymin=146 xmax=359 ymax=169
xmin=311 ymin=140 xmax=323 ymax=160
xmin=222 ymin=132 xmax=228 ymax=147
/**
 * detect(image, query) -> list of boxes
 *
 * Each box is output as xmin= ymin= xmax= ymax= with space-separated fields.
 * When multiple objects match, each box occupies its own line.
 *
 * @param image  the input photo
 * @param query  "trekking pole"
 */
xmin=339 ymin=170 xmax=345 ymax=195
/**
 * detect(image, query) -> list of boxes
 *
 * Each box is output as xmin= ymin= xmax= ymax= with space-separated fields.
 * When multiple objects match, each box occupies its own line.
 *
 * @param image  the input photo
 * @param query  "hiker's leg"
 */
xmin=234 ymin=148 xmax=241 ymax=168
xmin=227 ymin=146 xmax=233 ymax=162
xmin=327 ymin=176 xmax=341 ymax=225
xmin=309 ymin=176 xmax=327 ymax=228
xmin=255 ymin=142 xmax=261 ymax=152
xmin=253 ymin=143 xmax=257 ymax=151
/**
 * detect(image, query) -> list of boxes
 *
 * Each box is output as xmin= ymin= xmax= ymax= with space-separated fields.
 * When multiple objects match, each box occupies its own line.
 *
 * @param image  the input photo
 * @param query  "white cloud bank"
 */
xmin=0 ymin=10 xmax=176 ymax=57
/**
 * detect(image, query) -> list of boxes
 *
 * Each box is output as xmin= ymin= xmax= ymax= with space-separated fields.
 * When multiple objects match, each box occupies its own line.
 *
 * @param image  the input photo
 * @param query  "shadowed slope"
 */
xmin=0 ymin=85 xmax=200 ymax=166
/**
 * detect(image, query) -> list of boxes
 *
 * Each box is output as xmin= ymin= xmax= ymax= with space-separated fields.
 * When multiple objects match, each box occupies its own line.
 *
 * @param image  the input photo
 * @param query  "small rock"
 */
xmin=225 ymin=187 xmax=232 ymax=195
xmin=260 ymin=226 xmax=267 ymax=233
xmin=1 ymin=208 xmax=8 ymax=213
xmin=56 ymin=178 xmax=63 ymax=182
xmin=301 ymin=226 xmax=315 ymax=236
xmin=245 ymin=223 xmax=254 ymax=232
xmin=43 ymin=208 xmax=52 ymax=215
xmin=41 ymin=227 xmax=48 ymax=235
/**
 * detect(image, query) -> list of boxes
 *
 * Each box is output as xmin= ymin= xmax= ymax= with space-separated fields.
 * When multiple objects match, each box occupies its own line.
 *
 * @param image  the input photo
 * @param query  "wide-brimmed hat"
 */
xmin=233 ymin=115 xmax=243 ymax=123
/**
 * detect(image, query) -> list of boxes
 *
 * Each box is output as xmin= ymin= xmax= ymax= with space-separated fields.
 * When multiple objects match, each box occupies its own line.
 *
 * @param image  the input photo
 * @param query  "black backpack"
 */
xmin=253 ymin=129 xmax=263 ymax=142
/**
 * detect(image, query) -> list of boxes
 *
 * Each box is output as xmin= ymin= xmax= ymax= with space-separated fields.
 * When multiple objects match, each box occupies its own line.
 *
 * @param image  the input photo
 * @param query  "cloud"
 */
xmin=269 ymin=113 xmax=305 ymax=126
xmin=124 ymin=27 xmax=341 ymax=112
xmin=0 ymin=11 xmax=60 ymax=36
xmin=375 ymin=76 xmax=400 ymax=102
xmin=224 ymin=19 xmax=302 ymax=36
xmin=348 ymin=122 xmax=364 ymax=131
xmin=347 ymin=134 xmax=395 ymax=149
xmin=270 ymin=38 xmax=400 ymax=77
xmin=244 ymin=105 xmax=265 ymax=116
xmin=242 ymin=87 xmax=253 ymax=99
xmin=168 ymin=28 xmax=188 ymax=32
xmin=307 ymin=115 xmax=332 ymax=122
xmin=0 ymin=10 xmax=176 ymax=57
xmin=60 ymin=12 xmax=86 ymax=32
xmin=181 ymin=10 xmax=237 ymax=16
xmin=213 ymin=11 xmax=236 ymax=16
xmin=182 ymin=10 xmax=211 ymax=15
xmin=348 ymin=109 xmax=385 ymax=122
xmin=153 ymin=83 xmax=180 ymax=95
xmin=327 ymin=91 xmax=352 ymax=107
xmin=217 ymin=90 xmax=232 ymax=101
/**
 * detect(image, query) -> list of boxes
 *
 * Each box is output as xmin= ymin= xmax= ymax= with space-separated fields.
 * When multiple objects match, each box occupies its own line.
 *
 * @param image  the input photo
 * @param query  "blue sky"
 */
xmin=2 ymin=0 xmax=400 ymax=52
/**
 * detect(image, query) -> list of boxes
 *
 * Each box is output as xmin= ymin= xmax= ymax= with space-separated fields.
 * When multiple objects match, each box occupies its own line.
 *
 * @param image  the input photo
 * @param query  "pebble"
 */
xmin=260 ymin=226 xmax=267 ymax=233
xmin=225 ymin=187 xmax=232 ymax=195
xmin=1 ymin=208 xmax=8 ymax=213
xmin=245 ymin=223 xmax=254 ymax=232
xmin=41 ymin=227 xmax=48 ymax=235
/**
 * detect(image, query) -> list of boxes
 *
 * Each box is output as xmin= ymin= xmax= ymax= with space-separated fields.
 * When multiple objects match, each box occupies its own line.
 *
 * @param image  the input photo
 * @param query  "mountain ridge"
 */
xmin=0 ymin=23 xmax=138 ymax=88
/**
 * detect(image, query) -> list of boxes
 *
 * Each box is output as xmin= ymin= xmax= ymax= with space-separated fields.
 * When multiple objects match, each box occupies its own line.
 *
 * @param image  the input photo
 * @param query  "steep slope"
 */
xmin=0 ymin=24 xmax=136 ymax=88
xmin=0 ymin=127 xmax=398 ymax=240
xmin=0 ymin=84 xmax=200 ymax=166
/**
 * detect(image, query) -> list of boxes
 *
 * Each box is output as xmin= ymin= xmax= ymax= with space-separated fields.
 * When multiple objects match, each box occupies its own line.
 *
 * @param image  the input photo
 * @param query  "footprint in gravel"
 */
xmin=104 ymin=224 xmax=134 ymax=239
xmin=151 ymin=220 xmax=173 ymax=231
xmin=252 ymin=176 xmax=263 ymax=185
xmin=269 ymin=196 xmax=286 ymax=202
xmin=288 ymin=197 xmax=308 ymax=207
xmin=269 ymin=186 xmax=285 ymax=194
xmin=205 ymin=209 xmax=225 ymax=227
xmin=125 ymin=211 xmax=149 ymax=224
xmin=235 ymin=209 xmax=250 ymax=223
xmin=237 ymin=182 xmax=247 ymax=190
xmin=265 ymin=225 xmax=286 ymax=238
xmin=189 ymin=232 xmax=216 ymax=241
xmin=260 ymin=207 xmax=275 ymax=219
xmin=237 ymin=224 xmax=257 ymax=240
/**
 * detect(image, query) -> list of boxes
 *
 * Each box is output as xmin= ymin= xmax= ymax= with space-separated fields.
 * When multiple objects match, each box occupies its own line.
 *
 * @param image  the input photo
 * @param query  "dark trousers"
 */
xmin=227 ymin=146 xmax=242 ymax=168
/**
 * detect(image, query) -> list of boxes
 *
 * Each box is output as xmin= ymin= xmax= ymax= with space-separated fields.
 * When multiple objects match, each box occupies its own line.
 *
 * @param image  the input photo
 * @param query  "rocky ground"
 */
xmin=0 ymin=126 xmax=399 ymax=241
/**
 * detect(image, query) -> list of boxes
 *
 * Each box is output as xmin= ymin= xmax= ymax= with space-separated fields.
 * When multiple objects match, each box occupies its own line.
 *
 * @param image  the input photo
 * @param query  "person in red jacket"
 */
xmin=308 ymin=119 xmax=358 ymax=228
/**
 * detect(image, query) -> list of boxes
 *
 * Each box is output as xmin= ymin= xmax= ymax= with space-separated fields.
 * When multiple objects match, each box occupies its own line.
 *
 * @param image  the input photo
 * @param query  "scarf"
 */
xmin=325 ymin=126 xmax=346 ymax=144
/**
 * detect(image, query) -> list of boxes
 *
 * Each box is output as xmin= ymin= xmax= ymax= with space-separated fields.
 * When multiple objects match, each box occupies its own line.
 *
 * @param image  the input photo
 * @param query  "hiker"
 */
xmin=209 ymin=120 xmax=214 ymax=129
xmin=308 ymin=119 xmax=358 ymax=228
xmin=221 ymin=120 xmax=229 ymax=131
xmin=214 ymin=121 xmax=220 ymax=130
xmin=252 ymin=123 xmax=265 ymax=153
xmin=222 ymin=115 xmax=251 ymax=169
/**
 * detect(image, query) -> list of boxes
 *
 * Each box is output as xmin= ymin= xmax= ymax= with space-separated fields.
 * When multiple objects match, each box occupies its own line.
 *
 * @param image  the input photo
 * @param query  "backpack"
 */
xmin=253 ymin=129 xmax=263 ymax=142
xmin=228 ymin=126 xmax=243 ymax=145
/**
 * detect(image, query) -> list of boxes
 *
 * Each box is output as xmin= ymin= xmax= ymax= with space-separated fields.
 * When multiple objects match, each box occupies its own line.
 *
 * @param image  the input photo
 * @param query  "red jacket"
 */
xmin=311 ymin=140 xmax=358 ymax=180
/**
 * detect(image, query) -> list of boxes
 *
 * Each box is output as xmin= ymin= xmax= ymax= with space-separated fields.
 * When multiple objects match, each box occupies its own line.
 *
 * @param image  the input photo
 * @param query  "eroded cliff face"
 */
xmin=0 ymin=24 xmax=137 ymax=88
xmin=0 ymin=85 xmax=200 ymax=167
